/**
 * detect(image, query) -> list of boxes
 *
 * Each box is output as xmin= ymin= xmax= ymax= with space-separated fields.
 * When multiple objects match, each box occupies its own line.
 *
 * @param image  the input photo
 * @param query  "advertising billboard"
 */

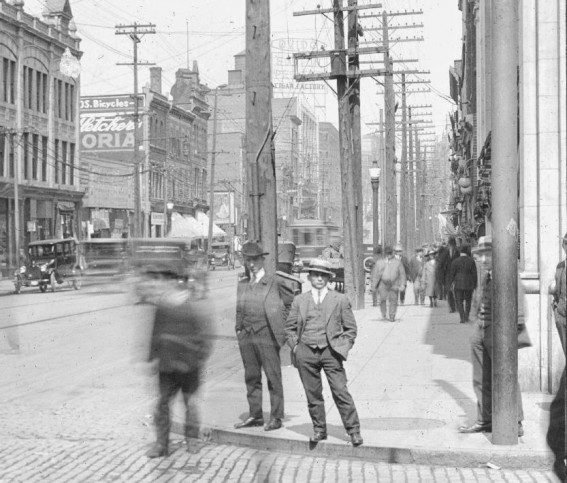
xmin=213 ymin=191 xmax=235 ymax=225
xmin=80 ymin=94 xmax=144 ymax=162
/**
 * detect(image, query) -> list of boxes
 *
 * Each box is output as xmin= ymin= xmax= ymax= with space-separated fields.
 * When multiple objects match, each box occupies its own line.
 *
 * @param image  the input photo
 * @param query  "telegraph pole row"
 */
xmin=115 ymin=23 xmax=156 ymax=238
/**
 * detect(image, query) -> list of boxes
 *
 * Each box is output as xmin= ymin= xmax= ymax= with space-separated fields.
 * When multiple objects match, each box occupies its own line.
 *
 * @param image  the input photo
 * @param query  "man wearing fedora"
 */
xmin=285 ymin=259 xmax=363 ymax=446
xmin=370 ymin=245 xmax=407 ymax=322
xmin=234 ymin=241 xmax=295 ymax=431
xmin=550 ymin=232 xmax=567 ymax=354
xmin=459 ymin=236 xmax=528 ymax=436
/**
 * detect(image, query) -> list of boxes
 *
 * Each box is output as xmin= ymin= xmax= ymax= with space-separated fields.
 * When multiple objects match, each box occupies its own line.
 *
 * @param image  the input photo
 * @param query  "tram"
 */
xmin=287 ymin=219 xmax=341 ymax=263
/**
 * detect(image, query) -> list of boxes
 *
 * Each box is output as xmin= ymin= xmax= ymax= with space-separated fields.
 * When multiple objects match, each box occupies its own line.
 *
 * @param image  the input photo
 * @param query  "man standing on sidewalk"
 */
xmin=550 ymin=232 xmax=567 ymax=354
xmin=394 ymin=243 xmax=410 ymax=305
xmin=234 ymin=241 xmax=294 ymax=432
xmin=370 ymin=246 xmax=407 ymax=322
xmin=458 ymin=237 xmax=527 ymax=437
xmin=440 ymin=237 xmax=459 ymax=313
xmin=285 ymin=259 xmax=363 ymax=447
xmin=450 ymin=243 xmax=477 ymax=323
xmin=409 ymin=248 xmax=425 ymax=305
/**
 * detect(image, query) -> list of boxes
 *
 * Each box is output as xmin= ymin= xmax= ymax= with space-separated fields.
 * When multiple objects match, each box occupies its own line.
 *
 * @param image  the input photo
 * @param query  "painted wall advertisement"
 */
xmin=213 ymin=191 xmax=235 ymax=225
xmin=80 ymin=95 xmax=144 ymax=161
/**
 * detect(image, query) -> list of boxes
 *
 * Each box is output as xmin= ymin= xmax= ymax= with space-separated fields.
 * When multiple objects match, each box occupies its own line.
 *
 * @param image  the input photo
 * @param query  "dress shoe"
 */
xmin=146 ymin=443 xmax=168 ymax=458
xmin=350 ymin=432 xmax=363 ymax=447
xmin=264 ymin=419 xmax=282 ymax=431
xmin=234 ymin=417 xmax=264 ymax=429
xmin=389 ymin=316 xmax=396 ymax=322
xmin=458 ymin=421 xmax=492 ymax=433
xmin=309 ymin=431 xmax=328 ymax=443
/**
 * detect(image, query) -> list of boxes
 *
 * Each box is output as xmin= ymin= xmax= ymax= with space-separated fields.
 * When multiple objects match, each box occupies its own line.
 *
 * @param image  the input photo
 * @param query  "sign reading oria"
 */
xmin=80 ymin=95 xmax=144 ymax=158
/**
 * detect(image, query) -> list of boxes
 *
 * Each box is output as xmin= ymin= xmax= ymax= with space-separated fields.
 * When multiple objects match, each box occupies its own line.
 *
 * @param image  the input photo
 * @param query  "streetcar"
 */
xmin=288 ymin=219 xmax=341 ymax=263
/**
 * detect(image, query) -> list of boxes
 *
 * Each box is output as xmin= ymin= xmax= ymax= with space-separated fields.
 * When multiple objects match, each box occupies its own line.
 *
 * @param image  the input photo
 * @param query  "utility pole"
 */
xmin=294 ymin=1 xmax=383 ymax=309
xmin=491 ymin=0 xmax=519 ymax=445
xmin=208 ymin=87 xmax=219 ymax=257
xmin=399 ymin=73 xmax=407 ymax=247
xmin=246 ymin=0 xmax=277 ymax=273
xmin=407 ymin=106 xmax=415 ymax=254
xmin=116 ymin=23 xmax=156 ymax=238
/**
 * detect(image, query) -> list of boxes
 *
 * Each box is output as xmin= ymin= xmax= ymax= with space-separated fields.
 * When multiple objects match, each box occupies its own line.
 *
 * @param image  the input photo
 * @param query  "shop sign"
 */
xmin=151 ymin=212 xmax=165 ymax=225
xmin=80 ymin=95 xmax=145 ymax=162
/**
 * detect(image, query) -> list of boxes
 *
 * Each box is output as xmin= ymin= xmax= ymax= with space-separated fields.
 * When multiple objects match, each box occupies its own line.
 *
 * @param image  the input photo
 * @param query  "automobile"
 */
xmin=82 ymin=238 xmax=128 ymax=280
xmin=128 ymin=238 xmax=208 ymax=303
xmin=208 ymin=241 xmax=233 ymax=270
xmin=14 ymin=238 xmax=83 ymax=293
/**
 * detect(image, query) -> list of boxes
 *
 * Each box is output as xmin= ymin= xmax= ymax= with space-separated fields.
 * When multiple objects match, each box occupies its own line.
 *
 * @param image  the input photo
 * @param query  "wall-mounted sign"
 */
xmin=80 ymin=95 xmax=145 ymax=162
xmin=213 ymin=191 xmax=234 ymax=225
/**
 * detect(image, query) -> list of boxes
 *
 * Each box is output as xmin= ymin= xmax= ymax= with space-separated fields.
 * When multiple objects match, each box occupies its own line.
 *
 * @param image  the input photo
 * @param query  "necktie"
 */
xmin=317 ymin=290 xmax=322 ymax=306
xmin=250 ymin=274 xmax=256 ymax=286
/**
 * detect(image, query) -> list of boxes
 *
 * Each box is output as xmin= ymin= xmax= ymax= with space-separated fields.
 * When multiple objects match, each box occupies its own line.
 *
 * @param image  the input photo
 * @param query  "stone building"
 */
xmin=0 ymin=0 xmax=82 ymax=274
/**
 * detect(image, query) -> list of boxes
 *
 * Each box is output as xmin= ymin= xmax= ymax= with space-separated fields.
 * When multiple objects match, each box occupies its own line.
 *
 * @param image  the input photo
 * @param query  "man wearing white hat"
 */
xmin=285 ymin=259 xmax=363 ymax=447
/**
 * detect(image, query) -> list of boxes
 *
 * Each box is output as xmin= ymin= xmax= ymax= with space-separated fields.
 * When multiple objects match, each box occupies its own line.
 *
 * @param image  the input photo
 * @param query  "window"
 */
xmin=41 ymin=136 xmax=48 ymax=181
xmin=0 ymin=133 xmax=4 ymax=177
xmin=23 ymin=132 xmax=29 ymax=180
xmin=32 ymin=134 xmax=39 ymax=180
xmin=69 ymin=143 xmax=75 ymax=185
xmin=8 ymin=134 xmax=14 ymax=178
xmin=64 ymin=83 xmax=69 ymax=121
xmin=61 ymin=141 xmax=67 ymax=185
xmin=54 ymin=140 xmax=59 ymax=184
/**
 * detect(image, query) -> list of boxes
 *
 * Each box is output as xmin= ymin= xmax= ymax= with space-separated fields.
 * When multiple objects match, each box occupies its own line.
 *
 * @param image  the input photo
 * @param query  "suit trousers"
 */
xmin=446 ymin=283 xmax=456 ymax=311
xmin=378 ymin=282 xmax=398 ymax=319
xmin=237 ymin=327 xmax=284 ymax=420
xmin=413 ymin=277 xmax=425 ymax=305
xmin=155 ymin=370 xmax=201 ymax=445
xmin=454 ymin=289 xmax=473 ymax=322
xmin=295 ymin=343 xmax=360 ymax=434
xmin=471 ymin=323 xmax=524 ymax=423
xmin=546 ymin=368 xmax=566 ymax=480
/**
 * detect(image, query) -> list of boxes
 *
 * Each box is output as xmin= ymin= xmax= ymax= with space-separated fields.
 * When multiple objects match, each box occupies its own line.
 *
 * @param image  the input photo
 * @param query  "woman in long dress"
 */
xmin=422 ymin=249 xmax=438 ymax=307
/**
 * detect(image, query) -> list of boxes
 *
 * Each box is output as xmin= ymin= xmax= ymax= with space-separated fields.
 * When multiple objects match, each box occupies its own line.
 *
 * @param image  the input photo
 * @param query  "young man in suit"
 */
xmin=449 ymin=243 xmax=477 ymax=323
xmin=234 ymin=241 xmax=294 ymax=432
xmin=285 ymin=259 xmax=363 ymax=447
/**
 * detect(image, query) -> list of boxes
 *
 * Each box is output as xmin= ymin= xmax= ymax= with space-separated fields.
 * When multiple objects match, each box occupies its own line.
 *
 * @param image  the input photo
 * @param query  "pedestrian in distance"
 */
xmin=449 ymin=243 xmax=477 ymax=323
xmin=458 ymin=236 xmax=529 ymax=437
xmin=369 ymin=245 xmax=383 ymax=307
xmin=146 ymin=275 xmax=213 ymax=458
xmin=422 ymin=248 xmax=438 ymax=307
xmin=370 ymin=245 xmax=407 ymax=321
xmin=440 ymin=237 xmax=460 ymax=313
xmin=409 ymin=247 xmax=426 ymax=305
xmin=435 ymin=242 xmax=447 ymax=300
xmin=234 ymin=241 xmax=295 ymax=432
xmin=394 ymin=243 xmax=411 ymax=305
xmin=285 ymin=259 xmax=363 ymax=447
xmin=550 ymin=232 xmax=567 ymax=355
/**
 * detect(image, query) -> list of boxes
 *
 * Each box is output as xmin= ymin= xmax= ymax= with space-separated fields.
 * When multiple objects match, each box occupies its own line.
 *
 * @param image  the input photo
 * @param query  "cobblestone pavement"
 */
xmin=0 ymin=437 xmax=558 ymax=482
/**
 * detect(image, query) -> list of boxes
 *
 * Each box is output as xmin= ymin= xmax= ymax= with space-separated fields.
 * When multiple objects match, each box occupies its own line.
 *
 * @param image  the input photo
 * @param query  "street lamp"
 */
xmin=369 ymin=160 xmax=381 ymax=253
xmin=165 ymin=201 xmax=174 ymax=236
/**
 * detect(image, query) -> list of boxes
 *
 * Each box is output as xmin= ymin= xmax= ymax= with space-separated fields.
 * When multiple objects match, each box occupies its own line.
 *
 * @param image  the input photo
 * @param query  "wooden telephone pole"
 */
xmin=294 ymin=1 xmax=383 ymax=309
xmin=116 ymin=23 xmax=156 ymax=238
xmin=246 ymin=0 xmax=278 ymax=273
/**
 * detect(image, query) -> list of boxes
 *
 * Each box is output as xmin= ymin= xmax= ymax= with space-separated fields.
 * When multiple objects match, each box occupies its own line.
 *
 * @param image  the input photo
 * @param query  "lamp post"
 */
xmin=165 ymin=201 xmax=174 ymax=236
xmin=369 ymin=160 xmax=381 ymax=253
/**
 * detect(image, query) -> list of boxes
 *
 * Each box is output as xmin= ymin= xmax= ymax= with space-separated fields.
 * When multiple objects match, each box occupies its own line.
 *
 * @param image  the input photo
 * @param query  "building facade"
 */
xmin=451 ymin=0 xmax=566 ymax=391
xmin=0 ymin=0 xmax=82 ymax=274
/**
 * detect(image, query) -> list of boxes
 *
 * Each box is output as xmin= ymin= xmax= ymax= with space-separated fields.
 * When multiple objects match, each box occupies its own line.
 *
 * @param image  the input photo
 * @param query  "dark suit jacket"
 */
xmin=236 ymin=273 xmax=294 ymax=347
xmin=285 ymin=290 xmax=357 ymax=360
xmin=450 ymin=254 xmax=478 ymax=291
xmin=553 ymin=260 xmax=566 ymax=317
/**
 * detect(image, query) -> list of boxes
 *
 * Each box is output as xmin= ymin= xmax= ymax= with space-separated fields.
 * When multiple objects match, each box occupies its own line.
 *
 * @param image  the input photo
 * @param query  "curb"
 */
xmin=169 ymin=422 xmax=554 ymax=470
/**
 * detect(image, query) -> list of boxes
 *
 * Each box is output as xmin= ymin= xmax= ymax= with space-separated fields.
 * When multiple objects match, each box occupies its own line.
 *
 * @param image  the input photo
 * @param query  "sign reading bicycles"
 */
xmin=80 ymin=95 xmax=145 ymax=159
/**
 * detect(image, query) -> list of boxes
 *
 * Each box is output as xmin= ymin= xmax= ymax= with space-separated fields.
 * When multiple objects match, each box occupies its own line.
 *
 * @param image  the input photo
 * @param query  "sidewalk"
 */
xmin=194 ymin=290 xmax=555 ymax=470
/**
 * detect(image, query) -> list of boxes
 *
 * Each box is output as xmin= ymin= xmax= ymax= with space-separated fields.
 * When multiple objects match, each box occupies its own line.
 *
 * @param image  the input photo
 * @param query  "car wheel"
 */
xmin=50 ymin=272 xmax=57 ymax=292
xmin=363 ymin=256 xmax=375 ymax=273
xmin=73 ymin=272 xmax=82 ymax=290
xmin=39 ymin=284 xmax=47 ymax=293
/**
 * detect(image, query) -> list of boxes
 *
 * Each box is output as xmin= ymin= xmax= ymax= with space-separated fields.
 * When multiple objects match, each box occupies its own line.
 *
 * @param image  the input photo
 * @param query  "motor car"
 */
xmin=82 ymin=238 xmax=128 ymax=280
xmin=14 ymin=238 xmax=82 ymax=293
xmin=208 ymin=241 xmax=233 ymax=270
xmin=128 ymin=238 xmax=208 ymax=303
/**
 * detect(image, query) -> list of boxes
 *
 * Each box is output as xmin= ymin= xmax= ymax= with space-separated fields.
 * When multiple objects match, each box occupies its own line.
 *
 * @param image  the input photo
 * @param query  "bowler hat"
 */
xmin=306 ymin=258 xmax=335 ymax=278
xmin=472 ymin=236 xmax=492 ymax=254
xmin=241 ymin=240 xmax=269 ymax=257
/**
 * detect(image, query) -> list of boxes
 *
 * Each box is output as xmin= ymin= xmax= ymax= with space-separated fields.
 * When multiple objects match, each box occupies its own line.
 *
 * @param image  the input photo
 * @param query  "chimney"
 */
xmin=150 ymin=67 xmax=162 ymax=95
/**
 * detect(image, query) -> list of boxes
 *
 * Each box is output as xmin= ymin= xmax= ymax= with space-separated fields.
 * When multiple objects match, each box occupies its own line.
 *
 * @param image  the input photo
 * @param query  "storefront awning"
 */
xmin=167 ymin=212 xmax=203 ymax=239
xmin=195 ymin=212 xmax=226 ymax=238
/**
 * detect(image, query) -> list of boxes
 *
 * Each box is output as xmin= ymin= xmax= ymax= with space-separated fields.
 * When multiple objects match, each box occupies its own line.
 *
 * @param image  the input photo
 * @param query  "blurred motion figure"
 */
xmin=146 ymin=276 xmax=212 ymax=458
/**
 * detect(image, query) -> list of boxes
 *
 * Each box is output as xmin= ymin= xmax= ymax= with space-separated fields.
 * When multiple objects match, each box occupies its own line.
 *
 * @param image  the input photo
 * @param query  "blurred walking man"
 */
xmin=409 ymin=248 xmax=425 ymax=305
xmin=370 ymin=246 xmax=407 ymax=322
xmin=285 ymin=259 xmax=363 ymax=447
xmin=234 ymin=241 xmax=294 ymax=431
xmin=450 ymin=244 xmax=477 ymax=323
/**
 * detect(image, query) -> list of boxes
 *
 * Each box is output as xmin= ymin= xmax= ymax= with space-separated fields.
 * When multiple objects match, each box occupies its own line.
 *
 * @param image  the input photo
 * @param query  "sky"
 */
xmin=25 ymin=0 xmax=462 ymax=137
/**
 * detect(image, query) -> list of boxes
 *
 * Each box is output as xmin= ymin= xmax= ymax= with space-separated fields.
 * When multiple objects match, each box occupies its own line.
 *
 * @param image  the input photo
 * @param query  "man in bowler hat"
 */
xmin=234 ymin=241 xmax=294 ymax=431
xmin=285 ymin=259 xmax=363 ymax=446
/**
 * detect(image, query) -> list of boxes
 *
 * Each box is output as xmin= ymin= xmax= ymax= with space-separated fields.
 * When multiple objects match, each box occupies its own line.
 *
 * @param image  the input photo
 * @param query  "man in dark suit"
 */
xmin=550 ymin=232 xmax=567 ymax=354
xmin=285 ymin=259 xmax=363 ymax=446
xmin=546 ymin=368 xmax=566 ymax=481
xmin=234 ymin=241 xmax=294 ymax=431
xmin=440 ymin=237 xmax=460 ymax=311
xmin=450 ymin=243 xmax=477 ymax=323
